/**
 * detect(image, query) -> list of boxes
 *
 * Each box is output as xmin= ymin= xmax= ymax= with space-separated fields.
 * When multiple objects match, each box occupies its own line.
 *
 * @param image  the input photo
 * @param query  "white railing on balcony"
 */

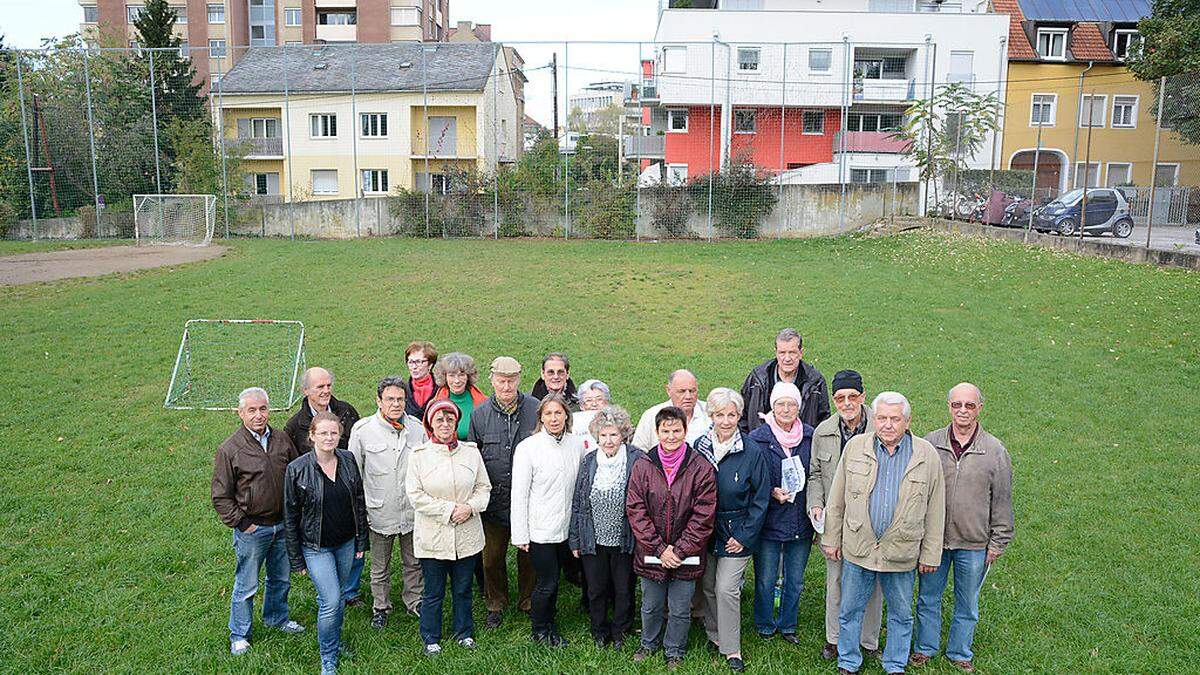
xmin=315 ymin=24 xmax=356 ymax=42
xmin=854 ymin=78 xmax=916 ymax=102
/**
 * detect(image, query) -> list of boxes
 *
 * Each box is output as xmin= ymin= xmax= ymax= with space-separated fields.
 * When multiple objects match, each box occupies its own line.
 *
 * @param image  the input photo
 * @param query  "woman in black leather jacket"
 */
xmin=283 ymin=411 xmax=369 ymax=675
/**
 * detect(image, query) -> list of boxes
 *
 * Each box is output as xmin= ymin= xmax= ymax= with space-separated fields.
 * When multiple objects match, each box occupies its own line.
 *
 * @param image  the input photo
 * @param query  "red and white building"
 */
xmin=637 ymin=0 xmax=1010 ymax=186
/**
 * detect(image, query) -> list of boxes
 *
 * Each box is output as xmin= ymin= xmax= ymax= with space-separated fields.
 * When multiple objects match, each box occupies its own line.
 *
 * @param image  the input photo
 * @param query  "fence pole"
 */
xmin=635 ymin=41 xmax=642 ymax=242
xmin=350 ymin=52 xmax=361 ymax=238
xmin=422 ymin=45 xmax=430 ymax=238
xmin=778 ymin=43 xmax=787 ymax=239
xmin=493 ymin=42 xmax=500 ymax=239
xmin=563 ymin=41 xmax=570 ymax=239
xmin=707 ymin=38 xmax=716 ymax=240
xmin=284 ymin=45 xmax=295 ymax=239
xmin=839 ymin=37 xmax=851 ymax=231
xmin=149 ymin=51 xmax=163 ymax=193
xmin=16 ymin=52 xmax=39 ymax=238
xmin=1026 ymin=116 xmax=1044 ymax=243
xmin=1145 ymin=76 xmax=1166 ymax=250
xmin=1079 ymin=88 xmax=1095 ymax=243
xmin=950 ymin=118 xmax=962 ymax=221
xmin=216 ymin=55 xmax=231 ymax=238
xmin=83 ymin=49 xmax=102 ymax=235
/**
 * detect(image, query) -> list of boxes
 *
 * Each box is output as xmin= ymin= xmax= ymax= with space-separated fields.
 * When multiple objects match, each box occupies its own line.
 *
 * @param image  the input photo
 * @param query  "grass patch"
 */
xmin=1 ymin=232 xmax=1197 ymax=673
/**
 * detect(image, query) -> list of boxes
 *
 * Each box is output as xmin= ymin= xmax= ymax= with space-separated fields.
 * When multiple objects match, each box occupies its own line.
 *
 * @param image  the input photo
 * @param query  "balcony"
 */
xmin=316 ymin=0 xmax=357 ymax=6
xmin=625 ymin=81 xmax=659 ymax=106
xmin=225 ymin=137 xmax=284 ymax=158
xmin=316 ymin=24 xmax=356 ymax=42
xmin=620 ymin=134 xmax=665 ymax=159
xmin=853 ymin=78 xmax=916 ymax=102
xmin=835 ymin=131 xmax=911 ymax=154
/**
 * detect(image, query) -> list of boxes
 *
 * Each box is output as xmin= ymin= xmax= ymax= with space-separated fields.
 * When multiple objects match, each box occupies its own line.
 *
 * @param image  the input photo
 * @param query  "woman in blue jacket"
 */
xmin=748 ymin=382 xmax=815 ymax=643
xmin=694 ymin=388 xmax=771 ymax=672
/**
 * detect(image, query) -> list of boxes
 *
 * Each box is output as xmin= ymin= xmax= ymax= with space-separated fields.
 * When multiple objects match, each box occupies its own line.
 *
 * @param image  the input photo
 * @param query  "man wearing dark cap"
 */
xmin=467 ymin=356 xmax=540 ymax=629
xmin=807 ymin=370 xmax=883 ymax=663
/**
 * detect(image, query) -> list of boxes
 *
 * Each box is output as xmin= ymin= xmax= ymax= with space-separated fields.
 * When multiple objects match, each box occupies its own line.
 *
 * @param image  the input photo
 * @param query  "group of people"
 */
xmin=210 ymin=330 xmax=1014 ymax=675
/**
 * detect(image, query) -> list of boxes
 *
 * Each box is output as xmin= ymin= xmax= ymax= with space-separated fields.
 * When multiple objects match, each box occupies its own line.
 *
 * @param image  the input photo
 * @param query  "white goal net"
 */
xmin=134 ymin=194 xmax=216 ymax=246
xmin=165 ymin=319 xmax=306 ymax=411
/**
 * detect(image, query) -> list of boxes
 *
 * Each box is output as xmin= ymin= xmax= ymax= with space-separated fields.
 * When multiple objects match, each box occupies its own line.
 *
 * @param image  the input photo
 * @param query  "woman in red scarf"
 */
xmin=404 ymin=341 xmax=438 ymax=420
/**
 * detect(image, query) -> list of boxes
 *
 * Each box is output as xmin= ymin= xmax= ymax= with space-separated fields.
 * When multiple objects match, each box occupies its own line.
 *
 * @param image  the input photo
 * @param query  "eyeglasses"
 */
xmin=949 ymin=401 xmax=979 ymax=410
xmin=313 ymin=431 xmax=340 ymax=438
xmin=832 ymin=394 xmax=861 ymax=404
xmin=407 ymin=358 xmax=428 ymax=366
xmin=381 ymin=396 xmax=405 ymax=405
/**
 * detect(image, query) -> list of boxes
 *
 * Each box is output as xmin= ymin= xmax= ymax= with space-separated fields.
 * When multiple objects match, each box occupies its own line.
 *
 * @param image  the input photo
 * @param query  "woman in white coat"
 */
xmin=510 ymin=392 xmax=588 ymax=647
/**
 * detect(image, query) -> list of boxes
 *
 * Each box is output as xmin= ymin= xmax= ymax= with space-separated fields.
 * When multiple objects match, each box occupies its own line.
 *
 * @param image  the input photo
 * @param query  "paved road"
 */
xmin=995 ymin=223 xmax=1200 ymax=254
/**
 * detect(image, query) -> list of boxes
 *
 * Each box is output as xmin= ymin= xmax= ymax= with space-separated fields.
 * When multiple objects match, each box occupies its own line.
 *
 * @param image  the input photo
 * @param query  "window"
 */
xmin=426 ymin=116 xmax=457 ymax=156
xmin=249 ymin=172 xmax=280 ymax=195
xmin=948 ymin=50 xmax=973 ymax=84
xmin=311 ymin=169 xmax=339 ymax=195
xmin=1105 ymin=163 xmax=1132 ymax=187
xmin=1113 ymin=30 xmax=1141 ymax=61
xmin=1037 ymin=29 xmax=1067 ymax=60
xmin=417 ymin=172 xmax=452 ymax=194
xmin=667 ymin=109 xmax=688 ymax=132
xmin=251 ymin=118 xmax=279 ymax=138
xmin=126 ymin=5 xmax=142 ymax=22
xmin=869 ymin=0 xmax=913 ymax=10
xmin=662 ymin=46 xmax=686 ymax=74
xmin=854 ymin=57 xmax=906 ymax=80
xmin=310 ymin=113 xmax=337 ymax=138
xmin=851 ymin=168 xmax=892 ymax=183
xmin=285 ymin=8 xmax=301 ymax=26
xmin=391 ymin=6 xmax=419 ymax=25
xmin=809 ymin=48 xmax=832 ymax=73
xmin=360 ymin=112 xmax=387 ymax=137
xmin=82 ymin=5 xmax=98 ymax=23
xmin=802 ymin=109 xmax=824 ymax=135
xmin=318 ymin=10 xmax=356 ymax=25
xmin=737 ymin=47 xmax=761 ymax=72
xmin=208 ymin=39 xmax=226 ymax=58
xmin=1111 ymin=95 xmax=1137 ymax=128
xmin=207 ymin=3 xmax=224 ymax=23
xmin=361 ymin=169 xmax=389 ymax=194
xmin=1074 ymin=162 xmax=1100 ymax=188
xmin=666 ymin=164 xmax=688 ymax=186
xmin=1030 ymin=93 xmax=1057 ymax=126
xmin=734 ymin=109 xmax=756 ymax=134
xmin=1079 ymin=94 xmax=1106 ymax=127
xmin=1154 ymin=163 xmax=1179 ymax=187
xmin=179 ymin=40 xmax=189 ymax=59
xmin=210 ymin=73 xmax=222 ymax=87
xmin=847 ymin=112 xmax=904 ymax=132
xmin=173 ymin=5 xmax=187 ymax=23
xmin=128 ymin=40 xmax=140 ymax=53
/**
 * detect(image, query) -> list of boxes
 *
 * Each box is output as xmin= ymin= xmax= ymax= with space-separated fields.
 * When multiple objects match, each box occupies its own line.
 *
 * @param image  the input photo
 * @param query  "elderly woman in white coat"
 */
xmin=510 ymin=392 xmax=589 ymax=647
xmin=405 ymin=399 xmax=491 ymax=657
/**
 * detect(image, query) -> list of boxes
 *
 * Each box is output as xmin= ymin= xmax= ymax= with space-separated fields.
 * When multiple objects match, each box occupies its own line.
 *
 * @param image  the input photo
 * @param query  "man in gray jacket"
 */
xmin=912 ymin=383 xmax=1014 ymax=673
xmin=349 ymin=376 xmax=429 ymax=629
xmin=467 ymin=356 xmax=540 ymax=629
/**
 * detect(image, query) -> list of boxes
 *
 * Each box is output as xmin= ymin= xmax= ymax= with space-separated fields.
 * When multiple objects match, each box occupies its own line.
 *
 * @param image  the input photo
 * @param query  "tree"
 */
xmin=1128 ymin=0 xmax=1200 ymax=144
xmin=894 ymin=82 xmax=1000 ymax=209
xmin=134 ymin=0 xmax=205 ymax=122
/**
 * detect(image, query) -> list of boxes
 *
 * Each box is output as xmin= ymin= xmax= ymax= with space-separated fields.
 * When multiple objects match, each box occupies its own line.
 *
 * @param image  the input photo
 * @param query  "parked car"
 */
xmin=1033 ymin=188 xmax=1135 ymax=238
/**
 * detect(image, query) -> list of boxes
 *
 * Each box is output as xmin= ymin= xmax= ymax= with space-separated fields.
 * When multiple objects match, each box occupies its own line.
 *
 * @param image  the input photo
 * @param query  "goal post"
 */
xmin=133 ymin=194 xmax=217 ymax=246
xmin=165 ymin=319 xmax=305 ymax=411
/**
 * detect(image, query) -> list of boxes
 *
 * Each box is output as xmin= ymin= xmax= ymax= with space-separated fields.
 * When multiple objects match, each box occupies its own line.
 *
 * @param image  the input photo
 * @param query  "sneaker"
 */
xmin=424 ymin=643 xmax=442 ymax=656
xmin=666 ymin=656 xmax=684 ymax=671
xmin=272 ymin=619 xmax=305 ymax=634
xmin=531 ymin=632 xmax=551 ymax=646
xmin=822 ymin=642 xmax=838 ymax=661
xmin=320 ymin=660 xmax=336 ymax=675
xmin=727 ymin=656 xmax=746 ymax=672
xmin=344 ymin=597 xmax=364 ymax=608
xmin=548 ymin=632 xmax=569 ymax=648
xmin=371 ymin=610 xmax=388 ymax=629
xmin=230 ymin=639 xmax=250 ymax=655
xmin=595 ymin=637 xmax=609 ymax=649
xmin=457 ymin=637 xmax=477 ymax=649
xmin=632 ymin=648 xmax=653 ymax=663
xmin=485 ymin=611 xmax=503 ymax=629
xmin=781 ymin=633 xmax=800 ymax=645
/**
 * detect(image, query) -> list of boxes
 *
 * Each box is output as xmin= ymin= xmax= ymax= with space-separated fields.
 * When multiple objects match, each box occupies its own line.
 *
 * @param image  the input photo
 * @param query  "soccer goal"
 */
xmin=165 ymin=319 xmax=305 ymax=411
xmin=133 ymin=194 xmax=217 ymax=246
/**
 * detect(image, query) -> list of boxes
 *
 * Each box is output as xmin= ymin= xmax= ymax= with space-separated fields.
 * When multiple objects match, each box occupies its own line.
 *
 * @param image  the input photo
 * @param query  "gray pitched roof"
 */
xmin=217 ymin=43 xmax=499 ymax=94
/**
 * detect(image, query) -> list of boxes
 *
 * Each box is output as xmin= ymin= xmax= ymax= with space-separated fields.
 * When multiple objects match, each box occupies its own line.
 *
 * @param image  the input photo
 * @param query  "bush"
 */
xmin=645 ymin=183 xmax=693 ymax=238
xmin=687 ymin=163 xmax=777 ymax=239
xmin=577 ymin=178 xmax=636 ymax=239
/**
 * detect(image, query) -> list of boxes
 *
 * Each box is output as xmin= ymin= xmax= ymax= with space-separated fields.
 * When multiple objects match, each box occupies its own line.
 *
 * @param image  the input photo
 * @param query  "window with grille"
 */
xmin=1030 ymin=94 xmax=1056 ymax=126
xmin=310 ymin=113 xmax=337 ymax=138
xmin=734 ymin=109 xmax=757 ymax=134
xmin=802 ymin=110 xmax=824 ymax=135
xmin=1111 ymin=96 xmax=1137 ymax=128
xmin=361 ymin=169 xmax=389 ymax=194
xmin=361 ymin=113 xmax=388 ymax=137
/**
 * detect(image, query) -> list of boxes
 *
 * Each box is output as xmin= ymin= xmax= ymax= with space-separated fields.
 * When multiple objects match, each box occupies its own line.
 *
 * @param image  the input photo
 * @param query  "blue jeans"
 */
xmin=228 ymin=523 xmax=291 ymax=643
xmin=419 ymin=557 xmax=476 ymax=645
xmin=915 ymin=548 xmax=988 ymax=662
xmin=302 ymin=538 xmax=357 ymax=667
xmin=839 ymin=561 xmax=916 ymax=674
xmin=752 ymin=538 xmax=812 ymax=635
xmin=344 ymin=554 xmax=364 ymax=603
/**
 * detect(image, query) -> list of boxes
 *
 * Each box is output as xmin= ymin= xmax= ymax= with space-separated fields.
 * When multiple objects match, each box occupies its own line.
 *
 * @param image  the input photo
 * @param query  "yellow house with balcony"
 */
xmin=214 ymin=42 xmax=522 ymax=202
xmin=995 ymin=0 xmax=1196 ymax=195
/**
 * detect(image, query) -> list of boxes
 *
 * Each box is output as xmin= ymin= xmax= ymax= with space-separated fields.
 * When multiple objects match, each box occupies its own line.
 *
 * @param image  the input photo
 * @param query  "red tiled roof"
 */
xmin=993 ymin=0 xmax=1038 ymax=60
xmin=1069 ymin=22 xmax=1116 ymax=61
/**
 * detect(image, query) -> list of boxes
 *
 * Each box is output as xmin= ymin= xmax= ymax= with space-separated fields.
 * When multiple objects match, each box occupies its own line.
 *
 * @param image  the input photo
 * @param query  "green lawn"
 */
xmin=1 ymin=233 xmax=1197 ymax=673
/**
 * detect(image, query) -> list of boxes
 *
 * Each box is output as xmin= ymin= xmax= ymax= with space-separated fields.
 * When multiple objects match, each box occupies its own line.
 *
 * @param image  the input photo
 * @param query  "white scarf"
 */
xmin=708 ymin=429 xmax=741 ymax=464
xmin=593 ymin=445 xmax=626 ymax=491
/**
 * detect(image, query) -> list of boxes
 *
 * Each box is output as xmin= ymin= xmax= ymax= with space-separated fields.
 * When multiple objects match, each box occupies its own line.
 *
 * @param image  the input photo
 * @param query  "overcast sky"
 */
xmin=4 ymin=0 xmax=661 ymax=125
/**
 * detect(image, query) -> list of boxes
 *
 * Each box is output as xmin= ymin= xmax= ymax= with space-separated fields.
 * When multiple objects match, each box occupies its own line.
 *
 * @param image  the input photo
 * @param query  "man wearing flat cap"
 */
xmin=467 ymin=356 xmax=540 ymax=629
xmin=808 ymin=370 xmax=884 ymax=663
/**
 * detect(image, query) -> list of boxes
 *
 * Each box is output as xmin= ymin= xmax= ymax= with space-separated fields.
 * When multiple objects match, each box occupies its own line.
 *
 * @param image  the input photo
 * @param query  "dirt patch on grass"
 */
xmin=0 ymin=245 xmax=227 ymax=286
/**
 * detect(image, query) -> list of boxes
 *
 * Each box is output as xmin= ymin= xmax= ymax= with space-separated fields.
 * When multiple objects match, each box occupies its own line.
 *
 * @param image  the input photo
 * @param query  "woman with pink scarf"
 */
xmin=748 ymin=382 xmax=816 ymax=641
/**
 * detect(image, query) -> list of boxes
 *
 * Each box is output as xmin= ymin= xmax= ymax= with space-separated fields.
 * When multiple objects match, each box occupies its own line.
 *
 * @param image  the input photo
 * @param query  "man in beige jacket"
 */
xmin=822 ymin=391 xmax=945 ymax=675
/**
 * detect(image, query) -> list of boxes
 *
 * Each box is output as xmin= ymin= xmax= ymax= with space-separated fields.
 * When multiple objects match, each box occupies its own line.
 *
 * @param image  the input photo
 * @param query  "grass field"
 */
xmin=1 ymin=232 xmax=1197 ymax=674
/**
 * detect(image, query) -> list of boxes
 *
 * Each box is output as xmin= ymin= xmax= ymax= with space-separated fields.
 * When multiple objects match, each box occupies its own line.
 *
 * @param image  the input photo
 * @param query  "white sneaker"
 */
xmin=273 ymin=620 xmax=305 ymax=634
xmin=424 ymin=643 xmax=442 ymax=656
xmin=230 ymin=639 xmax=250 ymax=655
xmin=458 ymin=637 xmax=477 ymax=649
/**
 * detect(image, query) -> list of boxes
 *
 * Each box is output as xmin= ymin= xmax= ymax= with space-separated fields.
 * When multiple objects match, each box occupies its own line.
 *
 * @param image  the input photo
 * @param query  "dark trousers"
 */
xmin=418 ymin=557 xmax=475 ymax=645
xmin=529 ymin=541 xmax=569 ymax=635
xmin=580 ymin=545 xmax=634 ymax=641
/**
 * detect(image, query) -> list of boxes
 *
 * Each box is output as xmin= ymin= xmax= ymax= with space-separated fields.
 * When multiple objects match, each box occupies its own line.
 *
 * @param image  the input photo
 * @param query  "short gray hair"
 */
xmin=377 ymin=376 xmax=407 ymax=399
xmin=589 ymin=404 xmax=635 ymax=443
xmin=433 ymin=352 xmax=478 ymax=388
xmin=871 ymin=391 xmax=911 ymax=420
xmin=300 ymin=367 xmax=333 ymax=390
xmin=238 ymin=387 xmax=270 ymax=408
xmin=577 ymin=379 xmax=611 ymax=402
xmin=947 ymin=382 xmax=984 ymax=404
xmin=775 ymin=328 xmax=803 ymax=349
xmin=667 ymin=369 xmax=695 ymax=386
xmin=705 ymin=387 xmax=744 ymax=417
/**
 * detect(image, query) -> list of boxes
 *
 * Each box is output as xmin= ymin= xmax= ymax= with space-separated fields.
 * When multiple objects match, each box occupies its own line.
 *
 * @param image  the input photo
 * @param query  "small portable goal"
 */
xmin=165 ymin=319 xmax=306 ymax=411
xmin=134 ymin=194 xmax=217 ymax=246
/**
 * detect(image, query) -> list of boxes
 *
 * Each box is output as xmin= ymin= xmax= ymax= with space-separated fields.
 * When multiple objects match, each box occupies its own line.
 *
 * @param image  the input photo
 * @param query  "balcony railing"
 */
xmin=853 ymin=78 xmax=916 ymax=102
xmin=835 ymin=131 xmax=911 ymax=154
xmin=620 ymin=134 xmax=665 ymax=158
xmin=225 ymin=136 xmax=283 ymax=157
xmin=316 ymin=24 xmax=357 ymax=42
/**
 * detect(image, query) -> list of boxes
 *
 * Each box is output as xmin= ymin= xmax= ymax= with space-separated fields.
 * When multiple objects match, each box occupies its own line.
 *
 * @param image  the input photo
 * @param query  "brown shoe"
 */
xmin=632 ymin=648 xmax=653 ymax=663
xmin=822 ymin=642 xmax=838 ymax=661
xmin=909 ymin=653 xmax=931 ymax=666
xmin=838 ymin=669 xmax=858 ymax=675
xmin=950 ymin=660 xmax=976 ymax=672
xmin=864 ymin=647 xmax=883 ymax=660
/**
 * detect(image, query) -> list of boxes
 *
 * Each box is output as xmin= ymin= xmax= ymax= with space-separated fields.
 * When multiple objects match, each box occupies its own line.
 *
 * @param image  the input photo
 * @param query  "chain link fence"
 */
xmin=1 ymin=42 xmax=1195 ymax=243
